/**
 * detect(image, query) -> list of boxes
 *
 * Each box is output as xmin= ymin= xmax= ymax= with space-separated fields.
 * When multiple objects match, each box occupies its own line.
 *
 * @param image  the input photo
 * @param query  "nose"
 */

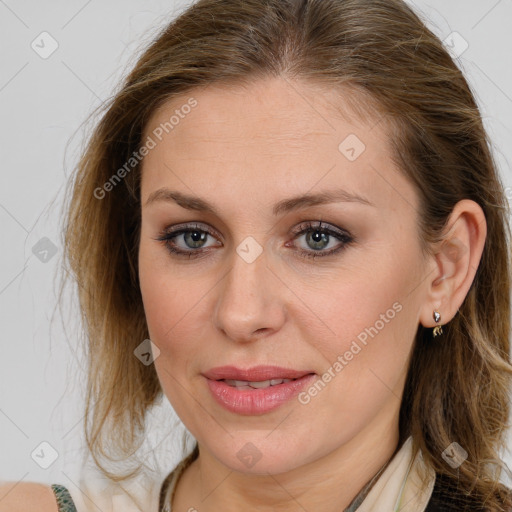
xmin=213 ymin=240 xmax=286 ymax=344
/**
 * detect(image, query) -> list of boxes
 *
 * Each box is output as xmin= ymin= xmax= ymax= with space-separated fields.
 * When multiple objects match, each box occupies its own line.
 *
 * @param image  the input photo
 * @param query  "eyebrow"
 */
xmin=143 ymin=188 xmax=374 ymax=215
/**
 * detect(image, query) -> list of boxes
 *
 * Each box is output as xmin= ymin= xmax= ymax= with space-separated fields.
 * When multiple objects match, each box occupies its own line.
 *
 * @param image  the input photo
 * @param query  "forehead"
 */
xmin=140 ymin=77 xmax=412 ymax=213
xmin=144 ymin=77 xmax=388 ymax=145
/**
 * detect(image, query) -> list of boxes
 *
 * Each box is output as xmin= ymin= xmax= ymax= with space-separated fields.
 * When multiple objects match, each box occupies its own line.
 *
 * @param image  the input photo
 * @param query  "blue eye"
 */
xmin=289 ymin=221 xmax=354 ymax=259
xmin=155 ymin=223 xmax=220 ymax=259
xmin=155 ymin=221 xmax=354 ymax=260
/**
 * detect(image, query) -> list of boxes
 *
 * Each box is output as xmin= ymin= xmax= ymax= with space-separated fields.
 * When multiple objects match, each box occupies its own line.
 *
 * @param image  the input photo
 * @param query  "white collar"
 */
xmin=356 ymin=436 xmax=436 ymax=511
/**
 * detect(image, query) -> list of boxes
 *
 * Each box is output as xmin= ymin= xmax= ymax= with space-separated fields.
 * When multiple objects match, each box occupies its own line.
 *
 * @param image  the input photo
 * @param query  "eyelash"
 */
xmin=154 ymin=221 xmax=354 ymax=260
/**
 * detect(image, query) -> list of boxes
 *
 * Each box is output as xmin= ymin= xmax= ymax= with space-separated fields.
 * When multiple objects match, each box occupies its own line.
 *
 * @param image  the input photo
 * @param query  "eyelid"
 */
xmin=160 ymin=221 xmax=222 ymax=238
xmin=289 ymin=220 xmax=351 ymax=239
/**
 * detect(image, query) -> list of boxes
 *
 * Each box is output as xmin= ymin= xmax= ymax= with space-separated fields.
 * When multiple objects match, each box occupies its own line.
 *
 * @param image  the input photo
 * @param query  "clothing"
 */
xmin=51 ymin=436 xmax=438 ymax=512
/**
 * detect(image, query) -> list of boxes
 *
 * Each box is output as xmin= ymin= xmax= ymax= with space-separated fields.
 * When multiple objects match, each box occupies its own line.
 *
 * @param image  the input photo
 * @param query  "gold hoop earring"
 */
xmin=433 ymin=310 xmax=443 ymax=337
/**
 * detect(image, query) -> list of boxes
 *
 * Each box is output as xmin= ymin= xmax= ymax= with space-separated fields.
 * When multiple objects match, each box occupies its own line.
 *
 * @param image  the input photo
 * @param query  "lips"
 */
xmin=202 ymin=365 xmax=317 ymax=415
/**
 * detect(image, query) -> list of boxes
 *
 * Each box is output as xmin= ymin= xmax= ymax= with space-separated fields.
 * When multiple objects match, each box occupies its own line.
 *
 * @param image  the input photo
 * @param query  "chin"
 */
xmin=205 ymin=435 xmax=320 ymax=476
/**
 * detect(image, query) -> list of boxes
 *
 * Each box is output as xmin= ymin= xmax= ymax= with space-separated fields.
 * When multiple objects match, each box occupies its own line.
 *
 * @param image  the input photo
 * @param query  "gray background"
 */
xmin=1 ymin=0 xmax=511 ymax=488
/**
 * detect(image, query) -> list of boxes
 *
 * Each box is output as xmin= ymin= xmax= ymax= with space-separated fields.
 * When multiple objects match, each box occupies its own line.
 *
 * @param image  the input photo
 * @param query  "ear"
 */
xmin=419 ymin=199 xmax=487 ymax=329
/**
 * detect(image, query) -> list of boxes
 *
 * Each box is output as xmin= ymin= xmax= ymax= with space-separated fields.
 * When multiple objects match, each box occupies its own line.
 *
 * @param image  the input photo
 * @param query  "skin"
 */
xmin=137 ymin=77 xmax=486 ymax=512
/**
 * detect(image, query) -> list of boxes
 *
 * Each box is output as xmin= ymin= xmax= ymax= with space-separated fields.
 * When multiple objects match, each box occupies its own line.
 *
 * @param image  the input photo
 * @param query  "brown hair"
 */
xmin=62 ymin=0 xmax=512 ymax=509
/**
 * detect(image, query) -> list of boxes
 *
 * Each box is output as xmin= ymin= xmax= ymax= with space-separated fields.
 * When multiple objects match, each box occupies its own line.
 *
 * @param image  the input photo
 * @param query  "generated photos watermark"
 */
xmin=298 ymin=301 xmax=403 ymax=405
xmin=93 ymin=97 xmax=198 ymax=200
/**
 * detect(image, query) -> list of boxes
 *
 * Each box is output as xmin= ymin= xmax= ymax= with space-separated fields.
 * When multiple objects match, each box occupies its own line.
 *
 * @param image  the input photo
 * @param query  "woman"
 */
xmin=2 ymin=0 xmax=511 ymax=510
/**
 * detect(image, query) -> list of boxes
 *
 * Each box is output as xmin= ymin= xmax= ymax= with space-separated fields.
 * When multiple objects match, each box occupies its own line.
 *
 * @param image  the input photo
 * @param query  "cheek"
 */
xmin=302 ymin=248 xmax=421 ymax=394
xmin=138 ymin=238 xmax=213 ymax=371
xmin=139 ymin=239 xmax=181 ymax=349
xmin=138 ymin=255 xmax=206 ymax=415
xmin=140 ymin=280 xmax=203 ymax=362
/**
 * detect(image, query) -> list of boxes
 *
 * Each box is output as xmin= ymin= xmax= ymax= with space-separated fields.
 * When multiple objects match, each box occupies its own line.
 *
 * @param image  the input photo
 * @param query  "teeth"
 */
xmin=223 ymin=378 xmax=293 ymax=389
xmin=247 ymin=379 xmax=272 ymax=389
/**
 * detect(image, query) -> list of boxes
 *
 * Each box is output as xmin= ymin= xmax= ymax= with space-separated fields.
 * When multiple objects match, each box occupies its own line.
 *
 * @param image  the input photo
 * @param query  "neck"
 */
xmin=171 ymin=413 xmax=401 ymax=512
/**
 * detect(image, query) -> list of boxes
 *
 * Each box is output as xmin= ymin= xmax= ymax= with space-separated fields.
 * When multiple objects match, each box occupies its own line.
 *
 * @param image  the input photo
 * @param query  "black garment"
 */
xmin=424 ymin=472 xmax=511 ymax=512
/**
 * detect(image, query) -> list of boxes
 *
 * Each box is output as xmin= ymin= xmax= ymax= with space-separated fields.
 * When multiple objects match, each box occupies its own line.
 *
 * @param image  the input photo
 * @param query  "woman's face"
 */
xmin=138 ymin=77 xmax=432 ymax=474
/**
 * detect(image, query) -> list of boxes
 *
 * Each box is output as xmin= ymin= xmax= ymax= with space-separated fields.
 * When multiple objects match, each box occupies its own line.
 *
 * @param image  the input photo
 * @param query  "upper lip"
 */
xmin=202 ymin=365 xmax=315 ymax=381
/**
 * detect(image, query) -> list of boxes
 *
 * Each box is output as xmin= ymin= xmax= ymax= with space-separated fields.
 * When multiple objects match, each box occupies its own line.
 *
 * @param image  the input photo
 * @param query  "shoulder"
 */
xmin=0 ymin=482 xmax=59 ymax=512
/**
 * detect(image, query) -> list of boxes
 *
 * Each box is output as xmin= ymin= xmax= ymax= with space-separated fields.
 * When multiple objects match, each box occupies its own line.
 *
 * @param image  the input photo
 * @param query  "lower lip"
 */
xmin=205 ymin=374 xmax=317 ymax=415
